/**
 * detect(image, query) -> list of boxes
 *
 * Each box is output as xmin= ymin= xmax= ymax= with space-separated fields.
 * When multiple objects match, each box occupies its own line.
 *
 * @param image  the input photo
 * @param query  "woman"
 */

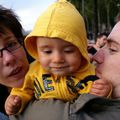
xmin=0 ymin=5 xmax=29 ymax=119
xmin=0 ymin=5 xmax=29 ymax=88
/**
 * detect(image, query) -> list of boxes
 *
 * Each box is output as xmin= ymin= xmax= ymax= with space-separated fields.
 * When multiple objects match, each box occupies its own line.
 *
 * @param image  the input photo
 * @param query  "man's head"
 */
xmin=93 ymin=21 xmax=120 ymax=88
xmin=95 ymin=32 xmax=108 ymax=49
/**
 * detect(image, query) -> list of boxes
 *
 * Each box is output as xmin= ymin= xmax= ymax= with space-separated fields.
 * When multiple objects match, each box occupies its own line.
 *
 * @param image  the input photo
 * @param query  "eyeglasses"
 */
xmin=0 ymin=40 xmax=22 ymax=57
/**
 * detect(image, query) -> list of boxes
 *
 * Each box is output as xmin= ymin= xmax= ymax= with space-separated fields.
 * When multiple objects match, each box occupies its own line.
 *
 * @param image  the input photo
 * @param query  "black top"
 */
xmin=0 ymin=84 xmax=9 ymax=114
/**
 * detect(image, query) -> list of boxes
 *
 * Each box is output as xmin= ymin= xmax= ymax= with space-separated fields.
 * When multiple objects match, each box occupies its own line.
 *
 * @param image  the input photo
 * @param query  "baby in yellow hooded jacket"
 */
xmin=5 ymin=0 xmax=111 ymax=115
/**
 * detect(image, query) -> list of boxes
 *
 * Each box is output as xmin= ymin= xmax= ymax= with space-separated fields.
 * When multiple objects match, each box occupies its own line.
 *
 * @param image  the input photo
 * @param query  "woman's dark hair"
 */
xmin=0 ymin=5 xmax=34 ymax=63
xmin=0 ymin=5 xmax=24 ymax=44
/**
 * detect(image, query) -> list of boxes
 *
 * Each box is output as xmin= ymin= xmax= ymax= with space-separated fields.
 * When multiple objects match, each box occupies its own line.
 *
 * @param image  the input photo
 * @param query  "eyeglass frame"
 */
xmin=0 ymin=39 xmax=23 ymax=58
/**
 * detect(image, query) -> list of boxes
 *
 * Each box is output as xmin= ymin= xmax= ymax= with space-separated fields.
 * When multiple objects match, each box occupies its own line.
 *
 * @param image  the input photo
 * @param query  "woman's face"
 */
xmin=0 ymin=28 xmax=29 ymax=88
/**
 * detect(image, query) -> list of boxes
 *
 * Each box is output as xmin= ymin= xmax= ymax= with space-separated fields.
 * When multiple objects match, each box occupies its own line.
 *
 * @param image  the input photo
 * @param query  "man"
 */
xmin=93 ymin=21 xmax=120 ymax=99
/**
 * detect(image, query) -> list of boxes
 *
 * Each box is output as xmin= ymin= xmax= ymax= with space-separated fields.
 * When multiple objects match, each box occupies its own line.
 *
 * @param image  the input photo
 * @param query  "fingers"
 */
xmin=90 ymin=79 xmax=112 ymax=97
xmin=5 ymin=95 xmax=22 ymax=115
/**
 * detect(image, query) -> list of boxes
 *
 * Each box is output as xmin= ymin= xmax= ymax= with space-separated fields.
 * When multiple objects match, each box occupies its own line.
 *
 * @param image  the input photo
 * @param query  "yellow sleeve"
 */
xmin=78 ymin=81 xmax=93 ymax=94
xmin=10 ymin=71 xmax=34 ymax=113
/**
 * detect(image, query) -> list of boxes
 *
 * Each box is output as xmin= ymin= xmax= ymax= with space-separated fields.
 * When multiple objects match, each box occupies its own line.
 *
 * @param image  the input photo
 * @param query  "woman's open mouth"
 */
xmin=9 ymin=67 xmax=22 ymax=76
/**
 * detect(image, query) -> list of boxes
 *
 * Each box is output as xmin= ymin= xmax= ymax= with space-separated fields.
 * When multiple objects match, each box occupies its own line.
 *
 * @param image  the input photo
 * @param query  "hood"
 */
xmin=25 ymin=0 xmax=94 ymax=74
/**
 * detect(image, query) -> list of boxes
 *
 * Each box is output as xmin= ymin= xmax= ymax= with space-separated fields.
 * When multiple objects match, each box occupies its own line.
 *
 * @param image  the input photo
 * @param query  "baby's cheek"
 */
xmin=41 ymin=62 xmax=47 ymax=68
xmin=39 ymin=58 xmax=51 ymax=71
xmin=40 ymin=61 xmax=49 ymax=69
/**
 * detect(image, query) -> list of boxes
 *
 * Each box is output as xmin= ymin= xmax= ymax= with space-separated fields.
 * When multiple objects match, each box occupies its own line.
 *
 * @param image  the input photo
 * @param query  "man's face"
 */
xmin=93 ymin=22 xmax=120 ymax=87
xmin=0 ymin=28 xmax=29 ymax=88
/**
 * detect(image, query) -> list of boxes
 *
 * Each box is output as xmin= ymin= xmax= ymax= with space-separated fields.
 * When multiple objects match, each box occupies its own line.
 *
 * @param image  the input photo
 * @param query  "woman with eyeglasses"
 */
xmin=0 ymin=6 xmax=29 ymax=88
xmin=0 ymin=5 xmax=29 ymax=120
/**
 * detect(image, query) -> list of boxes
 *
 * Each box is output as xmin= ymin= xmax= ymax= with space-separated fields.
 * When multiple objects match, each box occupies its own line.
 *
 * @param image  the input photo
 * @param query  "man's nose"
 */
xmin=92 ymin=49 xmax=104 ymax=64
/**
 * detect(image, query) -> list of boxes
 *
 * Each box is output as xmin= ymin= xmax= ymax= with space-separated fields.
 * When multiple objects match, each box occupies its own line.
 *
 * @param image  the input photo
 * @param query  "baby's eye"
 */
xmin=43 ymin=50 xmax=52 ymax=54
xmin=64 ymin=47 xmax=75 ymax=53
xmin=64 ymin=49 xmax=74 ymax=53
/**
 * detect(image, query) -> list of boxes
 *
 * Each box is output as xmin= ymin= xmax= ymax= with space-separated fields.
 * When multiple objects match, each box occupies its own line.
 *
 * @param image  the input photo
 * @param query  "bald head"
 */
xmin=107 ymin=21 xmax=120 ymax=43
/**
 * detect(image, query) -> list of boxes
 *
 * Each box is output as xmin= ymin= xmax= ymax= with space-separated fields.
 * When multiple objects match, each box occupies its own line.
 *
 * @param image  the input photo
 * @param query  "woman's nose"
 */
xmin=2 ymin=50 xmax=16 ymax=66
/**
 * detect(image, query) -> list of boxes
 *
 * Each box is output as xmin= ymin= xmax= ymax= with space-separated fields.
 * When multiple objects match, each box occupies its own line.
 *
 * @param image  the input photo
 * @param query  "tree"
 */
xmin=67 ymin=0 xmax=120 ymax=40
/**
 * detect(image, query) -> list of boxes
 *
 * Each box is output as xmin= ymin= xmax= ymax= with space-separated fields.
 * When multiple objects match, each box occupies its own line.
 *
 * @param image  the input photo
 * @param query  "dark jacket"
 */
xmin=0 ymin=84 xmax=9 ymax=114
xmin=10 ymin=94 xmax=120 ymax=120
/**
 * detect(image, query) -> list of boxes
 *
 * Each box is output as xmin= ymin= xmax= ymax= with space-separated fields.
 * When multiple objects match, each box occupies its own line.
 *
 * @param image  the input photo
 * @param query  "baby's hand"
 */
xmin=5 ymin=95 xmax=22 ymax=115
xmin=90 ymin=79 xmax=112 ymax=97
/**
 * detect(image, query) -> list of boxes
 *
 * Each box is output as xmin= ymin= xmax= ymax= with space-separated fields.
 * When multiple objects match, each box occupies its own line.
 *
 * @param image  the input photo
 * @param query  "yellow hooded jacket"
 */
xmin=11 ymin=0 xmax=96 ymax=113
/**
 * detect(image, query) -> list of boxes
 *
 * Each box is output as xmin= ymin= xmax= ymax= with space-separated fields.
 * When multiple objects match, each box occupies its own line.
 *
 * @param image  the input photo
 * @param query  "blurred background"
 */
xmin=1 ymin=0 xmax=120 ymax=42
xmin=67 ymin=0 xmax=120 ymax=41
xmin=0 ymin=0 xmax=55 ymax=32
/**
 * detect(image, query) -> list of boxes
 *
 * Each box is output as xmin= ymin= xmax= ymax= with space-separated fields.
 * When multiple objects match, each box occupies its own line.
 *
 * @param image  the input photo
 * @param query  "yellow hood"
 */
xmin=25 ymin=0 xmax=95 ymax=74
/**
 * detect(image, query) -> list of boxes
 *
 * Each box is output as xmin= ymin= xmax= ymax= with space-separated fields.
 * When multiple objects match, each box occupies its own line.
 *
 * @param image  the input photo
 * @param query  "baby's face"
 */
xmin=36 ymin=37 xmax=82 ymax=76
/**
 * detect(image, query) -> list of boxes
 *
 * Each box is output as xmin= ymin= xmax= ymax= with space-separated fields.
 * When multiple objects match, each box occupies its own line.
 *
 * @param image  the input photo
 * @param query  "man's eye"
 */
xmin=109 ymin=48 xmax=118 ymax=53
